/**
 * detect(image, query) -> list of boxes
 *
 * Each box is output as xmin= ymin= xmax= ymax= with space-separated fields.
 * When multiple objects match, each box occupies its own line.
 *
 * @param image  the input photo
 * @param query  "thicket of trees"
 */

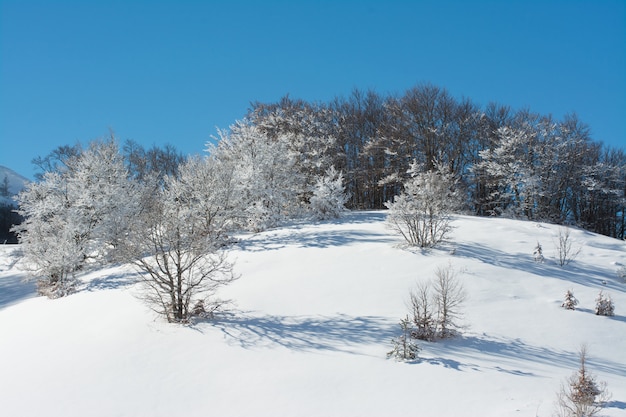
xmin=13 ymin=132 xmax=349 ymax=318
xmin=246 ymin=85 xmax=625 ymax=239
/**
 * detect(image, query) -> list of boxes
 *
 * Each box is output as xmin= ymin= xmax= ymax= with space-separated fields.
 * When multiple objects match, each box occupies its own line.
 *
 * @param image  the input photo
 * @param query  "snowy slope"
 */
xmin=0 ymin=212 xmax=625 ymax=417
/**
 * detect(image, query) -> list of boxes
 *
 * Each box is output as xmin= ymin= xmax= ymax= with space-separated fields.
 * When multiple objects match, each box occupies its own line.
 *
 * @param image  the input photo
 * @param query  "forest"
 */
xmin=246 ymin=84 xmax=625 ymax=239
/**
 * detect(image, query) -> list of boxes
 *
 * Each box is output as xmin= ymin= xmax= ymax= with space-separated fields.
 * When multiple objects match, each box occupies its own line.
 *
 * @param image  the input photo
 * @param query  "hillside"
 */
xmin=0 ymin=212 xmax=624 ymax=416
xmin=0 ymin=165 xmax=29 ymax=206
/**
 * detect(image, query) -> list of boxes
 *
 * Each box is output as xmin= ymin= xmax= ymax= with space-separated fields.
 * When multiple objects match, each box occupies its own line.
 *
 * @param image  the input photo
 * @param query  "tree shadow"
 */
xmin=0 ymin=273 xmax=37 ymax=309
xmin=210 ymin=311 xmax=397 ymax=354
xmin=423 ymin=333 xmax=626 ymax=377
xmin=606 ymin=400 xmax=626 ymax=410
xmin=236 ymin=214 xmax=394 ymax=252
xmin=83 ymin=270 xmax=138 ymax=292
xmin=453 ymin=242 xmax=624 ymax=291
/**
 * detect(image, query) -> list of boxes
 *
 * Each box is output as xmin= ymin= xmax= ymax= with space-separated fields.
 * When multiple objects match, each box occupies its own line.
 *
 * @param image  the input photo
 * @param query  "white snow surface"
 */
xmin=1 ymin=212 xmax=625 ymax=416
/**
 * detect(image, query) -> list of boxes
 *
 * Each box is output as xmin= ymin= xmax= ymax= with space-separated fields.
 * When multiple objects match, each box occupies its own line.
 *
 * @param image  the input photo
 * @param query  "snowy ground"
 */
xmin=1 ymin=212 xmax=625 ymax=416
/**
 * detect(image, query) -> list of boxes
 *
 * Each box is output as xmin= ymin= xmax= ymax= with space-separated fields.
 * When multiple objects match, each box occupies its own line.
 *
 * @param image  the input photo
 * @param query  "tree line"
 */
xmin=246 ymin=84 xmax=625 ymax=239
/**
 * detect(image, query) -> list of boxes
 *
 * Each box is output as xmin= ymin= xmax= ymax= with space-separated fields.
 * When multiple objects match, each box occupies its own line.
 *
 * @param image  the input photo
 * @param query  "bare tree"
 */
xmin=409 ymin=280 xmax=436 ymax=341
xmin=433 ymin=264 xmax=466 ymax=338
xmin=555 ymin=227 xmax=582 ymax=267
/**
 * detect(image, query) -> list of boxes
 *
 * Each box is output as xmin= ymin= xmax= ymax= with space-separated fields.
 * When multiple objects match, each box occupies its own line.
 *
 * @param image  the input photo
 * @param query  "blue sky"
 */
xmin=1 ymin=0 xmax=625 ymax=180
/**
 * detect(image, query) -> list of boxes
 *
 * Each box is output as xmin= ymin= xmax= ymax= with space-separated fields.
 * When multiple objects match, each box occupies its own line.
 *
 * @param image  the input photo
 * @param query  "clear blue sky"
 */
xmin=1 ymin=0 xmax=625 ymax=180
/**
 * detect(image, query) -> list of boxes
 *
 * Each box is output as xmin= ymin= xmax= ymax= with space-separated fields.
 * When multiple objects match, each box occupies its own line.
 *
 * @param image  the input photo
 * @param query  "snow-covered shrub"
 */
xmin=387 ymin=316 xmax=420 ymax=361
xmin=561 ymin=290 xmax=578 ymax=310
xmin=533 ymin=241 xmax=544 ymax=263
xmin=555 ymin=345 xmax=611 ymax=417
xmin=309 ymin=167 xmax=349 ymax=220
xmin=594 ymin=291 xmax=615 ymax=316
xmin=385 ymin=162 xmax=461 ymax=248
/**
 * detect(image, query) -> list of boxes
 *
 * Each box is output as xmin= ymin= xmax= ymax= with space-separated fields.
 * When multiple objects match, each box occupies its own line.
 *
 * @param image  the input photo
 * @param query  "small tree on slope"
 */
xmin=594 ymin=291 xmax=615 ymax=316
xmin=561 ymin=290 xmax=578 ymax=310
xmin=385 ymin=161 xmax=461 ymax=248
xmin=555 ymin=345 xmax=610 ymax=417
xmin=309 ymin=167 xmax=349 ymax=220
xmin=387 ymin=316 xmax=420 ymax=361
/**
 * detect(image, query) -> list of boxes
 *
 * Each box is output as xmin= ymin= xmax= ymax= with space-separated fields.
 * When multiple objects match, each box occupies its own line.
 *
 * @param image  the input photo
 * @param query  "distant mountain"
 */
xmin=0 ymin=166 xmax=30 ymax=206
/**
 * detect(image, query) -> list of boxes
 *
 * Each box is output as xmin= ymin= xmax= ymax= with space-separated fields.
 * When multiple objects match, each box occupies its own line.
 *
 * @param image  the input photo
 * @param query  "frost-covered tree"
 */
xmin=385 ymin=162 xmax=461 ymax=247
xmin=561 ymin=290 xmax=578 ymax=310
xmin=555 ymin=345 xmax=611 ymax=417
xmin=594 ymin=291 xmax=614 ymax=316
xmin=13 ymin=139 xmax=136 ymax=297
xmin=387 ymin=316 xmax=420 ymax=361
xmin=209 ymin=120 xmax=305 ymax=231
xmin=309 ymin=167 xmax=349 ymax=220
xmin=120 ymin=157 xmax=237 ymax=323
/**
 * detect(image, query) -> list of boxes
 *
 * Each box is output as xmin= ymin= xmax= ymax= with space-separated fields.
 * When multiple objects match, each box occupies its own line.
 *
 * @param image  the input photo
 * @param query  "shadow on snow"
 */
xmin=422 ymin=333 xmax=626 ymax=378
xmin=236 ymin=212 xmax=393 ymax=252
xmin=211 ymin=311 xmax=397 ymax=354
xmin=0 ymin=273 xmax=36 ymax=309
xmin=453 ymin=241 xmax=624 ymax=291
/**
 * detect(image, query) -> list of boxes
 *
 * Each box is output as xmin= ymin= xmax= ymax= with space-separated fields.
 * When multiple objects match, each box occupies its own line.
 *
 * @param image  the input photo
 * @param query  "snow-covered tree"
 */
xmin=561 ymin=290 xmax=578 ymax=310
xmin=387 ymin=316 xmax=420 ymax=361
xmin=120 ymin=157 xmax=237 ymax=323
xmin=309 ymin=167 xmax=349 ymax=220
xmin=594 ymin=291 xmax=615 ymax=316
xmin=385 ymin=161 xmax=461 ymax=247
xmin=13 ymin=139 xmax=137 ymax=297
xmin=555 ymin=345 xmax=611 ymax=417
xmin=209 ymin=120 xmax=305 ymax=232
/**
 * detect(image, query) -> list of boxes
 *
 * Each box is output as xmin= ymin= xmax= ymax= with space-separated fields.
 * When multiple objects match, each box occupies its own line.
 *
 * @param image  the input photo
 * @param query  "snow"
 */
xmin=1 ymin=212 xmax=625 ymax=416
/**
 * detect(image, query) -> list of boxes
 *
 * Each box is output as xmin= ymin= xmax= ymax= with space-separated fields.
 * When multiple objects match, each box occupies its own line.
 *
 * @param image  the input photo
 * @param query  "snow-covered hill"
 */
xmin=0 ymin=165 xmax=29 ymax=206
xmin=0 ymin=212 xmax=624 ymax=416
